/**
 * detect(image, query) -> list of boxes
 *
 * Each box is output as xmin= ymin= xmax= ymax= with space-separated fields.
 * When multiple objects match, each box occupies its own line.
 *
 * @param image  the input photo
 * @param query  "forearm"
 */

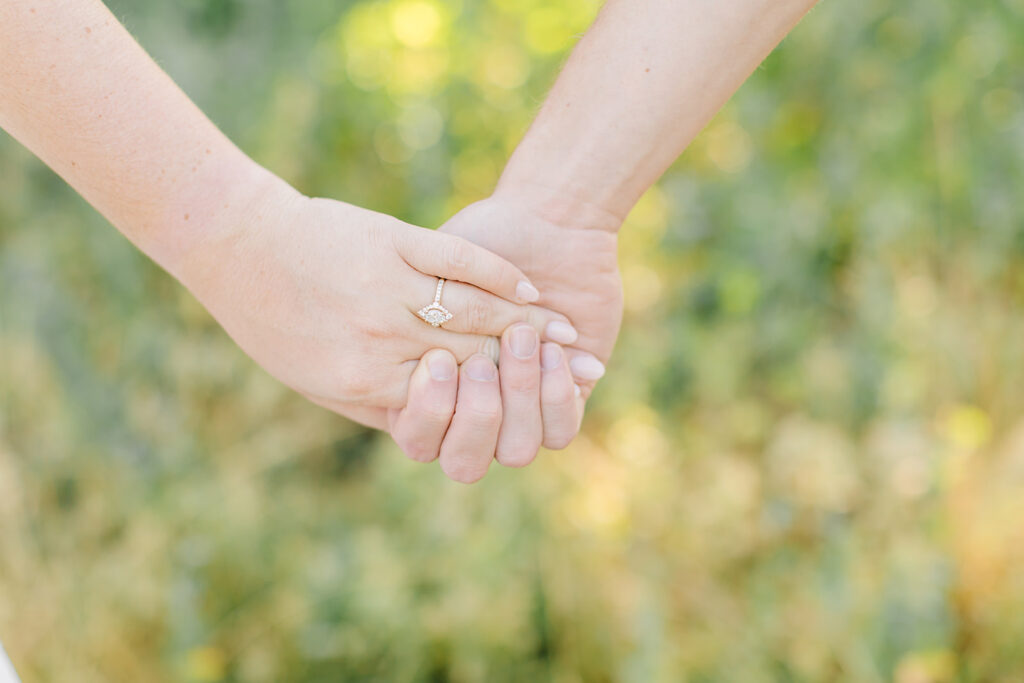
xmin=496 ymin=0 xmax=819 ymax=229
xmin=0 ymin=1 xmax=289 ymax=278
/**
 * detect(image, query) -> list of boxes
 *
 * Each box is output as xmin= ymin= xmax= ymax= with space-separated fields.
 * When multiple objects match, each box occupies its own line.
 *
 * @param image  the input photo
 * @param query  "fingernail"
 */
xmin=541 ymin=343 xmax=562 ymax=370
xmin=516 ymin=280 xmax=540 ymax=303
xmin=575 ymin=384 xmax=582 ymax=397
xmin=428 ymin=352 xmax=455 ymax=381
xmin=569 ymin=354 xmax=605 ymax=380
xmin=545 ymin=320 xmax=578 ymax=344
xmin=465 ymin=355 xmax=497 ymax=381
xmin=510 ymin=325 xmax=538 ymax=359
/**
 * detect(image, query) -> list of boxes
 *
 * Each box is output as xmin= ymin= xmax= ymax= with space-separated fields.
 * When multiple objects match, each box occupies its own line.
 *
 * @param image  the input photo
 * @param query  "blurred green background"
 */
xmin=2 ymin=0 xmax=1024 ymax=680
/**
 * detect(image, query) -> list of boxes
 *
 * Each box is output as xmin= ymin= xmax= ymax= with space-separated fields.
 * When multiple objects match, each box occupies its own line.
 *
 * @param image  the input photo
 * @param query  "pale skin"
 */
xmin=0 ymin=0 xmax=819 ymax=483
xmin=353 ymin=0 xmax=822 ymax=480
xmin=0 ymin=0 xmax=605 ymax=478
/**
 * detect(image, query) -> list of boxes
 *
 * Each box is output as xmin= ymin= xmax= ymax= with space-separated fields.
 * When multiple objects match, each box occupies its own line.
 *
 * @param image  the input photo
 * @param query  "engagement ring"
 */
xmin=417 ymin=278 xmax=453 ymax=327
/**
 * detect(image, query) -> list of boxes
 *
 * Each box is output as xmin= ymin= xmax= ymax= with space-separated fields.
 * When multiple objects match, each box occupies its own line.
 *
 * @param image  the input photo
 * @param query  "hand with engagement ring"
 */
xmin=354 ymin=0 xmax=816 ymax=478
xmin=1 ymin=0 xmax=816 ymax=485
xmin=353 ymin=200 xmax=618 ymax=483
xmin=181 ymin=189 xmax=582 ymax=413
xmin=0 ymin=0 xmax=599 ymax=487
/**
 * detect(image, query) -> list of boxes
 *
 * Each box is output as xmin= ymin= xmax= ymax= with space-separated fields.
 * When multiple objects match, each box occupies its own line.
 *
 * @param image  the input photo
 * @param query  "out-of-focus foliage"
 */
xmin=2 ymin=0 xmax=1024 ymax=680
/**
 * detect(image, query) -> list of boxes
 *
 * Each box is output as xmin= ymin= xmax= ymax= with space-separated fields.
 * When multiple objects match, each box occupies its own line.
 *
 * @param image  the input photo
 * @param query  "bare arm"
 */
xmin=433 ymin=0 xmax=820 ymax=461
xmin=0 ymin=1 xmax=573 ymax=454
xmin=0 ymin=1 xmax=275 ymax=277
xmin=496 ymin=0 xmax=820 ymax=229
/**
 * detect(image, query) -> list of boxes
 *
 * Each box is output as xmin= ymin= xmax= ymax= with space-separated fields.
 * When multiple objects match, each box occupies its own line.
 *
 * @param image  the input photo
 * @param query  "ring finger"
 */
xmin=404 ymin=274 xmax=579 ymax=344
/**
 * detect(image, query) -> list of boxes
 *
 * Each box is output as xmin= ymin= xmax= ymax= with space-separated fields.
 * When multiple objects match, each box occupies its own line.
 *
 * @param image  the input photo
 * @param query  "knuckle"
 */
xmin=463 ymin=294 xmax=493 ymax=333
xmin=337 ymin=371 xmax=374 ymax=403
xmin=544 ymin=383 xmax=577 ymax=409
xmin=461 ymin=403 xmax=501 ymax=427
xmin=418 ymin=402 xmax=455 ymax=424
xmin=527 ymin=307 xmax=552 ymax=330
xmin=478 ymin=336 xmax=500 ymax=364
xmin=444 ymin=238 xmax=474 ymax=274
xmin=504 ymin=371 xmax=540 ymax=394
xmin=336 ymin=356 xmax=393 ymax=404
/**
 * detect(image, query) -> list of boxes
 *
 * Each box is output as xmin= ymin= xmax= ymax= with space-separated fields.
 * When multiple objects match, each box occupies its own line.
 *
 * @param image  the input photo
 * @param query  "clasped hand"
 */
xmin=181 ymin=183 xmax=620 ymax=482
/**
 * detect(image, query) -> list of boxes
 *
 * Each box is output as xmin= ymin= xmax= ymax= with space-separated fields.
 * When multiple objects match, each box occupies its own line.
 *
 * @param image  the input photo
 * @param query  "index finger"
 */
xmin=391 ymin=225 xmax=540 ymax=305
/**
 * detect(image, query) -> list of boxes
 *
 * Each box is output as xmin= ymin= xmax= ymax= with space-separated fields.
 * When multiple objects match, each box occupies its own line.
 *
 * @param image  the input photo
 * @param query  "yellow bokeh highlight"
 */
xmin=338 ymin=4 xmax=392 ymax=90
xmin=342 ymin=3 xmax=392 ymax=48
xmin=388 ymin=47 xmax=449 ymax=95
xmin=606 ymin=407 xmax=668 ymax=466
xmin=450 ymin=149 xmax=500 ymax=198
xmin=390 ymin=0 xmax=444 ymax=48
xmin=942 ymin=404 xmax=993 ymax=450
xmin=336 ymin=2 xmax=449 ymax=93
xmin=185 ymin=646 xmax=226 ymax=682
xmin=524 ymin=7 xmax=572 ymax=54
xmin=479 ymin=44 xmax=529 ymax=89
xmin=621 ymin=185 xmax=669 ymax=258
xmin=622 ymin=264 xmax=662 ymax=313
xmin=705 ymin=121 xmax=754 ymax=174
xmin=563 ymin=466 xmax=630 ymax=538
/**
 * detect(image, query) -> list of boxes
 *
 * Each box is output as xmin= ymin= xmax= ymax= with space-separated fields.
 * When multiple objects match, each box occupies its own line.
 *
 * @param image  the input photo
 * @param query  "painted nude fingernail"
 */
xmin=545 ymin=320 xmax=578 ymax=344
xmin=516 ymin=280 xmax=540 ymax=303
xmin=541 ymin=343 xmax=562 ymax=371
xmin=569 ymin=354 xmax=605 ymax=380
xmin=510 ymin=325 xmax=538 ymax=359
xmin=465 ymin=355 xmax=498 ymax=381
xmin=428 ymin=352 xmax=456 ymax=381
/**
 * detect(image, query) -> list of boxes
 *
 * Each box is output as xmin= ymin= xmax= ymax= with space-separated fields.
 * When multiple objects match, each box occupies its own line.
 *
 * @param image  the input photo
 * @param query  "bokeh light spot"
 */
xmin=390 ymin=0 xmax=444 ymax=48
xmin=942 ymin=405 xmax=992 ymax=451
xmin=705 ymin=121 xmax=753 ymax=174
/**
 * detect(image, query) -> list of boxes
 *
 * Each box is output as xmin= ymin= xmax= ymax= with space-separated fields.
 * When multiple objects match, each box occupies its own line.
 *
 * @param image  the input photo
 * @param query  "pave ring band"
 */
xmin=417 ymin=278 xmax=453 ymax=327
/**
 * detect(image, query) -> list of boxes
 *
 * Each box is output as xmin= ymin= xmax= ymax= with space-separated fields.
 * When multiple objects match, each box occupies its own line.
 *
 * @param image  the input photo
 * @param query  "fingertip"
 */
xmin=425 ymin=348 xmax=457 ymax=381
xmin=539 ymin=341 xmax=579 ymax=450
xmin=540 ymin=342 xmax=563 ymax=371
xmin=496 ymin=442 xmax=541 ymax=468
xmin=545 ymin=320 xmax=578 ymax=345
xmin=440 ymin=458 xmax=490 ymax=484
xmin=390 ymin=350 xmax=459 ymax=464
xmin=569 ymin=353 xmax=605 ymax=380
xmin=464 ymin=353 xmax=498 ymax=381
xmin=516 ymin=280 xmax=540 ymax=304
xmin=506 ymin=323 xmax=539 ymax=360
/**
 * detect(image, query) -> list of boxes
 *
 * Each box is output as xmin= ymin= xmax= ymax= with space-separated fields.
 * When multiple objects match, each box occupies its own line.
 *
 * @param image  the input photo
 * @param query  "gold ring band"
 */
xmin=417 ymin=278 xmax=453 ymax=327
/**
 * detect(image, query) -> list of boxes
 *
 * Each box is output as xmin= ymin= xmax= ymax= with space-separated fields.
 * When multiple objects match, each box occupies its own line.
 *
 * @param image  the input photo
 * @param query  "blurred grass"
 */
xmin=2 ymin=0 xmax=1024 ymax=680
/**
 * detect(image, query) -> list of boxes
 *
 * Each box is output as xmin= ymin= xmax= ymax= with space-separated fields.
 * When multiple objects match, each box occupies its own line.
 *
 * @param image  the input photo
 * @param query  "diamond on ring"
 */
xmin=417 ymin=278 xmax=453 ymax=327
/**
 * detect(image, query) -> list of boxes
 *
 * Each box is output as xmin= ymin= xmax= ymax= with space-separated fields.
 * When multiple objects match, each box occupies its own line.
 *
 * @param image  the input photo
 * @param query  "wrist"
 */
xmin=156 ymin=154 xmax=302 ymax=294
xmin=492 ymin=174 xmax=625 ymax=234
